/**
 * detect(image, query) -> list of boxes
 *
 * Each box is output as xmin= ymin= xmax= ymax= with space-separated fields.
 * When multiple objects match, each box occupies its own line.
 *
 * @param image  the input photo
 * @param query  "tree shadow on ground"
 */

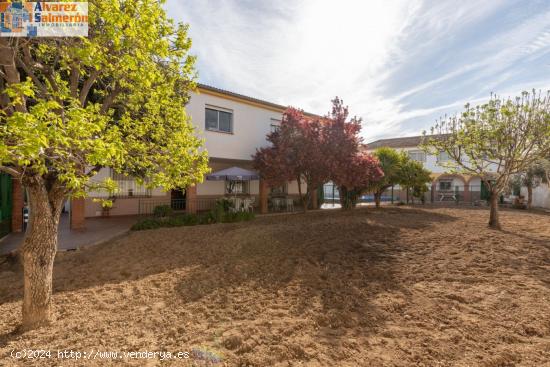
xmin=0 ymin=207 xmax=457 ymax=357
xmin=168 ymin=208 xmax=457 ymax=363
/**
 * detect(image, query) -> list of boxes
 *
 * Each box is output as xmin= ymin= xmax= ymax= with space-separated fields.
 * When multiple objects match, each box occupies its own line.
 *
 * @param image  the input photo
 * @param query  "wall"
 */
xmin=186 ymin=90 xmax=283 ymax=160
xmin=82 ymin=90 xmax=305 ymax=217
xmin=84 ymin=191 xmax=170 ymax=217
xmin=468 ymin=177 xmax=482 ymax=191
xmin=521 ymin=183 xmax=550 ymax=209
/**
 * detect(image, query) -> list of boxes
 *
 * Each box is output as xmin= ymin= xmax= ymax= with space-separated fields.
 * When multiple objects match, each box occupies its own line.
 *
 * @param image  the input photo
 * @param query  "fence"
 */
xmin=320 ymin=184 xmax=493 ymax=207
xmin=138 ymin=198 xmax=221 ymax=216
xmin=377 ymin=185 xmax=488 ymax=205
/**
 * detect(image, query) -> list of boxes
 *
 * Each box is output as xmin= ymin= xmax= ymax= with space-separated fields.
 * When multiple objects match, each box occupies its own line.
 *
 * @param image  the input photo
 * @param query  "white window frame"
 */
xmin=205 ymin=105 xmax=233 ymax=133
xmin=270 ymin=183 xmax=287 ymax=196
xmin=437 ymin=151 xmax=451 ymax=163
xmin=408 ymin=150 xmax=426 ymax=163
xmin=270 ymin=118 xmax=281 ymax=133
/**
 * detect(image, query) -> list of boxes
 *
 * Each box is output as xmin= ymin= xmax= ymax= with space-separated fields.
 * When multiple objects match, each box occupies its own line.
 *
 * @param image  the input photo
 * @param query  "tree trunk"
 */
xmin=339 ymin=186 xmax=354 ymax=210
xmin=20 ymin=181 xmax=64 ymax=331
xmin=488 ymin=192 xmax=501 ymax=230
xmin=297 ymin=176 xmax=307 ymax=213
xmin=374 ymin=191 xmax=381 ymax=208
xmin=526 ymin=184 xmax=533 ymax=210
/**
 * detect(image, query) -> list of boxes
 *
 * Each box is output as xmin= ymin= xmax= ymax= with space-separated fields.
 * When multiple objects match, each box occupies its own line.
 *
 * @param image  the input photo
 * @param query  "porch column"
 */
xmin=11 ymin=179 xmax=24 ymax=233
xmin=311 ymin=188 xmax=318 ymax=210
xmin=259 ymin=179 xmax=268 ymax=214
xmin=70 ymin=197 xmax=86 ymax=230
xmin=186 ymin=185 xmax=197 ymax=214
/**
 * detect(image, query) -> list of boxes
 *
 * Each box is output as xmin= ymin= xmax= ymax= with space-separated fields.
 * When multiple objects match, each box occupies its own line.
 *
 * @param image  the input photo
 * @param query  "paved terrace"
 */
xmin=0 ymin=214 xmax=138 ymax=255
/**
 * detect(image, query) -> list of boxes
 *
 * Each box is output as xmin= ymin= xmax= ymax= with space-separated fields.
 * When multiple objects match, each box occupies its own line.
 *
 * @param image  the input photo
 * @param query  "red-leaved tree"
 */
xmin=323 ymin=98 xmax=383 ymax=209
xmin=333 ymin=152 xmax=384 ymax=209
xmin=253 ymin=108 xmax=328 ymax=211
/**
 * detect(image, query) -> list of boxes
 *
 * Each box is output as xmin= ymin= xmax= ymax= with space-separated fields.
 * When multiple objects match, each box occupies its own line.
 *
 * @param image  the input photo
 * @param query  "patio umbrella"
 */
xmin=206 ymin=166 xmax=260 ymax=181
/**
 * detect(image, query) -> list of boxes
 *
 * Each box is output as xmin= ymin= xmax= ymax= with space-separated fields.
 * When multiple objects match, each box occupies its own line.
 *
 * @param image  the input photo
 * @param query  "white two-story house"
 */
xmin=72 ymin=84 xmax=311 ymax=226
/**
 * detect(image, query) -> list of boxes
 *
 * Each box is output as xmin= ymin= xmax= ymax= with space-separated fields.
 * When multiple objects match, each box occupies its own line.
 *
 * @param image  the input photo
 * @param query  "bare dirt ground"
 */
xmin=0 ymin=207 xmax=549 ymax=366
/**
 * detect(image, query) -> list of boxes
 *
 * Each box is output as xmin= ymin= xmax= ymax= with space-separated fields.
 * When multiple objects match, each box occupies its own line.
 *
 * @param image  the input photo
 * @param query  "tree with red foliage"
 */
xmin=253 ymin=108 xmax=328 ymax=212
xmin=334 ymin=152 xmax=384 ymax=209
xmin=323 ymin=98 xmax=383 ymax=209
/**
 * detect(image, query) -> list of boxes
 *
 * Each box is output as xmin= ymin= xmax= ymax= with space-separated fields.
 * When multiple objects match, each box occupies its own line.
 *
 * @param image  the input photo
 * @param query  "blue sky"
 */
xmin=165 ymin=0 xmax=550 ymax=143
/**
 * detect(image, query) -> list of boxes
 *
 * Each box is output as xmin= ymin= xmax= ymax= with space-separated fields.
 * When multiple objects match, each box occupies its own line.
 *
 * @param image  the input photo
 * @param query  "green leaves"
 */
xmin=0 ymin=0 xmax=209 ymax=197
xmin=423 ymin=90 xmax=550 ymax=192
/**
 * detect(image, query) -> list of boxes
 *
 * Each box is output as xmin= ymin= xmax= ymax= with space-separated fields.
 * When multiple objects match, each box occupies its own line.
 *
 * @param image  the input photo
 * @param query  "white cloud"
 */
xmin=165 ymin=0 xmax=550 ymax=142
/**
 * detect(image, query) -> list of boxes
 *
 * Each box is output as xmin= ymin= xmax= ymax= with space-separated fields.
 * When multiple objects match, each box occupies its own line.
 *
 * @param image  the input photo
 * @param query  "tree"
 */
xmin=398 ymin=156 xmax=432 ymax=204
xmin=253 ymin=108 xmax=327 ymax=212
xmin=322 ymin=97 xmax=383 ymax=209
xmin=370 ymin=147 xmax=403 ymax=208
xmin=0 ymin=0 xmax=209 ymax=330
xmin=424 ymin=91 xmax=550 ymax=229
xmin=332 ymin=152 xmax=383 ymax=209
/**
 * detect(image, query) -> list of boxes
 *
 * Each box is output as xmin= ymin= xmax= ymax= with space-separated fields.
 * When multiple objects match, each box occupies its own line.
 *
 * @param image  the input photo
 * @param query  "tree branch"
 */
xmin=0 ymin=166 xmax=22 ymax=178
xmin=100 ymin=84 xmax=121 ymax=114
xmin=79 ymin=69 xmax=100 ymax=106
xmin=15 ymin=57 xmax=48 ymax=97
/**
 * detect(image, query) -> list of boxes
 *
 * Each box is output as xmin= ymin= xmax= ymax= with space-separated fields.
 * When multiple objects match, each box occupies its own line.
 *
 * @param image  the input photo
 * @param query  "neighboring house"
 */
xmin=364 ymin=135 xmax=487 ymax=203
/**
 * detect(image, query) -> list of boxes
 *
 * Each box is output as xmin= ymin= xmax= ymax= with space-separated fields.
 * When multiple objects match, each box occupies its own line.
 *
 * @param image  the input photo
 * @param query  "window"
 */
xmin=438 ymin=180 xmax=452 ymax=191
xmin=408 ymin=150 xmax=426 ymax=163
xmin=437 ymin=151 xmax=450 ymax=162
xmin=270 ymin=184 xmax=287 ymax=196
xmin=111 ymin=171 xmax=151 ymax=198
xmin=225 ymin=180 xmax=249 ymax=194
xmin=270 ymin=118 xmax=281 ymax=133
xmin=205 ymin=107 xmax=233 ymax=133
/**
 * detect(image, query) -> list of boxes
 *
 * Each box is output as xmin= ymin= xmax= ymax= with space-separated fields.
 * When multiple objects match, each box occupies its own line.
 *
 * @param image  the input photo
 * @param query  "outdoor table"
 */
xmin=439 ymin=193 xmax=456 ymax=201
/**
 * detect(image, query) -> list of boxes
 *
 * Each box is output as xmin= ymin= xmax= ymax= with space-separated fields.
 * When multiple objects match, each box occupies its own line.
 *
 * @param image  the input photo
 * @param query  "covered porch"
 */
xmin=0 ymin=213 xmax=137 ymax=255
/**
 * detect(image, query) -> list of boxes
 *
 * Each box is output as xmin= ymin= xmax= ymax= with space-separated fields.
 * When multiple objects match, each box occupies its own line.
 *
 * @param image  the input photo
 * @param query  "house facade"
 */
xmin=364 ymin=135 xmax=486 ymax=203
xmin=70 ymin=84 xmax=310 ymax=228
xmin=5 ymin=84 xmax=313 ymax=234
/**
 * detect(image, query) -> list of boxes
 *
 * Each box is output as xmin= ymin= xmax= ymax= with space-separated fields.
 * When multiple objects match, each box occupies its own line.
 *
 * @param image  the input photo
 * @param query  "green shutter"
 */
xmin=0 ymin=174 xmax=12 ymax=237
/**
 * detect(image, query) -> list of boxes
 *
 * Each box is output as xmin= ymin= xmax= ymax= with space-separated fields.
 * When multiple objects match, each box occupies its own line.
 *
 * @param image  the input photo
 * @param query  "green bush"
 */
xmin=131 ymin=218 xmax=163 ymax=231
xmin=153 ymin=205 xmax=173 ymax=217
xmin=222 ymin=211 xmax=255 ymax=223
xmin=198 ymin=211 xmax=217 ymax=225
xmin=131 ymin=207 xmax=255 ymax=231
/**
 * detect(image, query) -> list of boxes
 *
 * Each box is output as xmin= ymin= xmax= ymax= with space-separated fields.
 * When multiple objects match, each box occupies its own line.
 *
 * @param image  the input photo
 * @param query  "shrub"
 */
xmin=165 ymin=215 xmax=185 ymax=227
xmin=131 ymin=218 xmax=163 ymax=231
xmin=131 ymin=208 xmax=255 ymax=231
xmin=198 ymin=211 xmax=217 ymax=225
xmin=222 ymin=211 xmax=255 ymax=223
xmin=153 ymin=205 xmax=173 ymax=217
xmin=216 ymin=198 xmax=233 ymax=212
